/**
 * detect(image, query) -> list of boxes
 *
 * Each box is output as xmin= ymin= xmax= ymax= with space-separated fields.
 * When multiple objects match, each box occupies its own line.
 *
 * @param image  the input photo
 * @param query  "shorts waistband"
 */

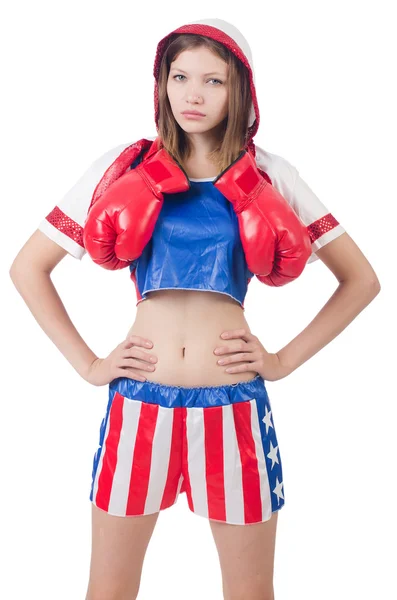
xmin=109 ymin=374 xmax=267 ymax=409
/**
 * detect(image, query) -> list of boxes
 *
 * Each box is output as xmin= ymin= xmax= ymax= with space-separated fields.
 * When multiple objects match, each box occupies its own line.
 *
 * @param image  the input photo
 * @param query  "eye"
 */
xmin=172 ymin=75 xmax=223 ymax=85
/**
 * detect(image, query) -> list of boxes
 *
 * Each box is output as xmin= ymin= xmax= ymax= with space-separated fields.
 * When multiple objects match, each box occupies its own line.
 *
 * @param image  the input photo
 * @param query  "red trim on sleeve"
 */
xmin=307 ymin=213 xmax=340 ymax=243
xmin=45 ymin=206 xmax=84 ymax=248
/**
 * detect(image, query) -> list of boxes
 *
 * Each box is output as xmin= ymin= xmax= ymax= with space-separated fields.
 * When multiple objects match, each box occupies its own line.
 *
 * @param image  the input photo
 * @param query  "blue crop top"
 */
xmin=128 ymin=164 xmax=254 ymax=310
xmin=38 ymin=140 xmax=347 ymax=291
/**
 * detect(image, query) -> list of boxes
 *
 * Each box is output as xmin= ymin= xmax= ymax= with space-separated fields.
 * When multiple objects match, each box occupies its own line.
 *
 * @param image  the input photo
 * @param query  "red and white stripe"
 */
xmin=182 ymin=400 xmax=273 ymax=524
xmin=91 ymin=392 xmax=275 ymax=524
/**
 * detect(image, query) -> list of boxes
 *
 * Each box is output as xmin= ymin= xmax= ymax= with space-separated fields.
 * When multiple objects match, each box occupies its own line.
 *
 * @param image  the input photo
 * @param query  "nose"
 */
xmin=186 ymin=90 xmax=203 ymax=103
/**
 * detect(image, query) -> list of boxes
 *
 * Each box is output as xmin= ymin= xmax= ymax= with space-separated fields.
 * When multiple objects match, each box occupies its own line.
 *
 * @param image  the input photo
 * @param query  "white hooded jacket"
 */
xmin=38 ymin=18 xmax=346 ymax=269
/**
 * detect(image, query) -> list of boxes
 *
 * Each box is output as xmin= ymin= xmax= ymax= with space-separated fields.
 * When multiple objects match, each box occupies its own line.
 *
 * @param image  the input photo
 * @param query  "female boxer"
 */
xmin=11 ymin=17 xmax=380 ymax=600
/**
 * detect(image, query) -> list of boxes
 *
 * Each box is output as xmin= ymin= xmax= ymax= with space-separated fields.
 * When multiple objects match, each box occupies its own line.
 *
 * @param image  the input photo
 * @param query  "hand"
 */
xmin=213 ymin=328 xmax=291 ymax=382
xmin=83 ymin=335 xmax=158 ymax=386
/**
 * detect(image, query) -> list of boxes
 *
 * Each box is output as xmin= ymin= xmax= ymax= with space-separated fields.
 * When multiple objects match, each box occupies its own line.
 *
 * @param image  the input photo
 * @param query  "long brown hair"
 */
xmin=156 ymin=34 xmax=252 ymax=174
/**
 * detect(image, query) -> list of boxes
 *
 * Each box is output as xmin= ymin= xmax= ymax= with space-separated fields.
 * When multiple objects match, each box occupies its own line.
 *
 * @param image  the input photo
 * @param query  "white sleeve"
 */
xmin=37 ymin=143 xmax=131 ymax=259
xmin=275 ymin=157 xmax=346 ymax=264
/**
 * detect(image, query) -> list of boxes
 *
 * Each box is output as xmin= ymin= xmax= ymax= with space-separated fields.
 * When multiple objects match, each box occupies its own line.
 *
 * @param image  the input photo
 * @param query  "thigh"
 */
xmin=90 ymin=389 xmax=184 ymax=516
xmin=85 ymin=503 xmax=160 ymax=600
xmin=209 ymin=511 xmax=278 ymax=600
xmin=182 ymin=381 xmax=285 ymax=525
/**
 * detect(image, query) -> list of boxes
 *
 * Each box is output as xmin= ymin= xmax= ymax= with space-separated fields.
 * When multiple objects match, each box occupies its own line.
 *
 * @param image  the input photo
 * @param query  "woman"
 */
xmin=10 ymin=17 xmax=380 ymax=600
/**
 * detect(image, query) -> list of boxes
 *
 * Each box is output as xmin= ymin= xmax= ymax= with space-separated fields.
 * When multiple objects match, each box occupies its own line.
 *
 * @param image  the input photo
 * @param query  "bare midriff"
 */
xmin=125 ymin=289 xmax=257 ymax=387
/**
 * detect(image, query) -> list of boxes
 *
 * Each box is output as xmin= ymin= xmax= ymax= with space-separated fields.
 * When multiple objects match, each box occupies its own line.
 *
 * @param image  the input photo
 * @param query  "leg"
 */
xmin=87 ymin=381 xmax=185 ymax=599
xmin=209 ymin=510 xmax=279 ymax=600
xmin=85 ymin=503 xmax=160 ymax=600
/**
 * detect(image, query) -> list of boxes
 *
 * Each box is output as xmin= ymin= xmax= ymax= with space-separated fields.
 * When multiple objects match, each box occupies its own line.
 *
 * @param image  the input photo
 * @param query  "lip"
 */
xmin=182 ymin=111 xmax=206 ymax=117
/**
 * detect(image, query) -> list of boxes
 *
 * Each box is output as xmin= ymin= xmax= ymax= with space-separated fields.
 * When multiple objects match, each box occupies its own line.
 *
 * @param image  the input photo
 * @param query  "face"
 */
xmin=166 ymin=47 xmax=229 ymax=137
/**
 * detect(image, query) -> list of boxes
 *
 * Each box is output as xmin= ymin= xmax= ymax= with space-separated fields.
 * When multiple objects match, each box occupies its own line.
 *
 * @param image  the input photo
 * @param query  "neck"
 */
xmin=185 ymin=124 xmax=224 ymax=158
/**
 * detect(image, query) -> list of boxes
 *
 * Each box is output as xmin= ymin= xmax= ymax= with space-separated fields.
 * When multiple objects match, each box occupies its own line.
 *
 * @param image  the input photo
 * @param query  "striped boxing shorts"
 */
xmin=89 ymin=373 xmax=285 ymax=525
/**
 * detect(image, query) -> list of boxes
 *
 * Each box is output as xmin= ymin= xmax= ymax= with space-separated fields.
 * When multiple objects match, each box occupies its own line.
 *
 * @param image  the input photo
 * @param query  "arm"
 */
xmin=10 ymin=143 xmax=142 ymax=380
xmin=9 ymin=231 xmax=98 ymax=381
xmin=276 ymin=232 xmax=381 ymax=374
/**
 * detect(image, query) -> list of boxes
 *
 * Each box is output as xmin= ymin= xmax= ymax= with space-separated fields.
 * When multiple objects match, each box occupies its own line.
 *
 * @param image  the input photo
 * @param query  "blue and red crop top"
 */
xmin=38 ymin=139 xmax=347 ymax=310
xmin=126 ymin=152 xmax=254 ymax=310
xmin=129 ymin=175 xmax=254 ymax=310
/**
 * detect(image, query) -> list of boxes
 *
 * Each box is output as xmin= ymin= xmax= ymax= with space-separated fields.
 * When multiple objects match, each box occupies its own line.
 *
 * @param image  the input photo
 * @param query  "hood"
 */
xmin=153 ymin=18 xmax=260 ymax=153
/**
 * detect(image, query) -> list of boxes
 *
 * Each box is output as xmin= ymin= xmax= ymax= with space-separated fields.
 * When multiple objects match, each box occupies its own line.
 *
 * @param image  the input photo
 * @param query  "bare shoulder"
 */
xmin=10 ymin=229 xmax=68 ymax=275
xmin=315 ymin=232 xmax=380 ymax=287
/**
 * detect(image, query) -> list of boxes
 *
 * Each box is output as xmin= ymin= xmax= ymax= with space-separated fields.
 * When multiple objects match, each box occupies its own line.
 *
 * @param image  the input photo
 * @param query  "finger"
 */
xmin=221 ymin=329 xmax=253 ymax=343
xmin=116 ymin=368 xmax=146 ymax=382
xmin=123 ymin=336 xmax=153 ymax=349
xmin=123 ymin=358 xmax=156 ymax=372
xmin=217 ymin=352 xmax=256 ymax=365
xmin=224 ymin=363 xmax=256 ymax=374
xmin=215 ymin=341 xmax=254 ymax=355
xmin=123 ymin=347 xmax=156 ymax=363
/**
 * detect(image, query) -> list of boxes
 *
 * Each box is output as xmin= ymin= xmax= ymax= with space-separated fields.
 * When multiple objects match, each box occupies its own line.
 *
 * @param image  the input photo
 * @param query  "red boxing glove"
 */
xmin=83 ymin=148 xmax=190 ymax=269
xmin=213 ymin=149 xmax=312 ymax=286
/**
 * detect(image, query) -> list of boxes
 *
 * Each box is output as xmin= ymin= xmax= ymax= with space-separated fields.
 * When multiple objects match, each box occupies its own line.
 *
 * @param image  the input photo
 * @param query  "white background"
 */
xmin=2 ymin=1 xmax=396 ymax=598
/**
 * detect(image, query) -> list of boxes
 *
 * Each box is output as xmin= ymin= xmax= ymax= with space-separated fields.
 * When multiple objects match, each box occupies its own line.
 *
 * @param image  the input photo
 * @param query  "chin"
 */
xmin=179 ymin=118 xmax=218 ymax=129
xmin=179 ymin=123 xmax=212 ymax=134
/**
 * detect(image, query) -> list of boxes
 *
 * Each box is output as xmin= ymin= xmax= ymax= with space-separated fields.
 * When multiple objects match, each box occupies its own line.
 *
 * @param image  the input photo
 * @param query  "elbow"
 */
xmin=339 ymin=275 xmax=381 ymax=304
xmin=371 ymin=277 xmax=381 ymax=297
xmin=364 ymin=273 xmax=381 ymax=295
xmin=365 ymin=278 xmax=381 ymax=307
xmin=9 ymin=260 xmax=20 ymax=283
xmin=363 ymin=277 xmax=381 ymax=296
xmin=9 ymin=266 xmax=23 ymax=290
xmin=9 ymin=258 xmax=28 ymax=286
xmin=342 ymin=265 xmax=381 ymax=296
xmin=349 ymin=275 xmax=381 ymax=298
